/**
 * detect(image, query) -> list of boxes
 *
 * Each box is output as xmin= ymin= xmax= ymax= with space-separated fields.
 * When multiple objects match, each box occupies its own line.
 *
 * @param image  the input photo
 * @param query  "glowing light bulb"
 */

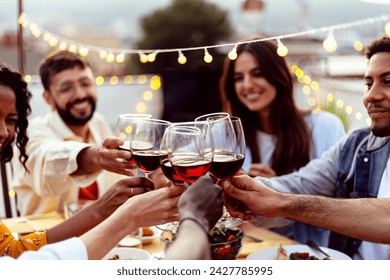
xmin=277 ymin=39 xmax=288 ymax=57
xmin=68 ymin=44 xmax=77 ymax=53
xmin=116 ymin=53 xmax=125 ymax=63
xmin=99 ymin=50 xmax=108 ymax=59
xmin=59 ymin=42 xmax=68 ymax=50
xmin=139 ymin=53 xmax=148 ymax=63
xmin=323 ymin=31 xmax=337 ymax=53
xmin=48 ymin=37 xmax=58 ymax=47
xmin=106 ymin=53 xmax=115 ymax=63
xmin=228 ymin=47 xmax=237 ymax=60
xmin=204 ymin=49 xmax=213 ymax=63
xmin=178 ymin=51 xmax=187 ymax=64
xmin=147 ymin=53 xmax=157 ymax=62
xmin=385 ymin=21 xmax=390 ymax=37
xmin=78 ymin=47 xmax=89 ymax=57
xmin=354 ymin=40 xmax=363 ymax=52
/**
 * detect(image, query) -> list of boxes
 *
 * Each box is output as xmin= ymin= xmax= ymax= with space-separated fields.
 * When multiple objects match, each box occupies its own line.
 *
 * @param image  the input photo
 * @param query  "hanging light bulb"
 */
xmin=58 ymin=42 xmax=67 ymax=50
xmin=276 ymin=39 xmax=288 ymax=57
xmin=228 ymin=45 xmax=238 ymax=60
xmin=48 ymin=36 xmax=58 ymax=47
xmin=323 ymin=30 xmax=338 ymax=53
xmin=78 ymin=46 xmax=89 ymax=57
xmin=116 ymin=53 xmax=125 ymax=63
xmin=385 ymin=21 xmax=390 ymax=38
xmin=203 ymin=48 xmax=213 ymax=63
xmin=147 ymin=52 xmax=157 ymax=62
xmin=68 ymin=44 xmax=78 ymax=53
xmin=139 ymin=52 xmax=148 ymax=63
xmin=178 ymin=51 xmax=187 ymax=64
xmin=99 ymin=50 xmax=108 ymax=60
xmin=106 ymin=52 xmax=115 ymax=63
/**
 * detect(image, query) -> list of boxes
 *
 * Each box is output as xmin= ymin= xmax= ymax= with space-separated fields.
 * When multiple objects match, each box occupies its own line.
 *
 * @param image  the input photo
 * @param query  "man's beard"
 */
xmin=56 ymin=97 xmax=96 ymax=126
xmin=371 ymin=123 xmax=390 ymax=137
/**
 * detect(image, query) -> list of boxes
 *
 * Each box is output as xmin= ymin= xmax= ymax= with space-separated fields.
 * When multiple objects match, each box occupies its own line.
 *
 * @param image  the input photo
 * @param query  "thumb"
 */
xmin=221 ymin=179 xmax=245 ymax=200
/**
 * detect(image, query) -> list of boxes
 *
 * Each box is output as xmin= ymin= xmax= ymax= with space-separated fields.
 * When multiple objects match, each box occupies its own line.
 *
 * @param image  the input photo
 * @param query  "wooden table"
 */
xmin=3 ymin=214 xmax=298 ymax=259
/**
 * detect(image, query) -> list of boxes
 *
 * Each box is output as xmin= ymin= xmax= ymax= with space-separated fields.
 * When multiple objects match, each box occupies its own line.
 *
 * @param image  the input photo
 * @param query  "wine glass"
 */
xmin=156 ymin=126 xmax=187 ymax=232
xmin=130 ymin=118 xmax=171 ymax=178
xmin=167 ymin=124 xmax=214 ymax=185
xmin=197 ymin=114 xmax=246 ymax=228
xmin=115 ymin=114 xmax=152 ymax=175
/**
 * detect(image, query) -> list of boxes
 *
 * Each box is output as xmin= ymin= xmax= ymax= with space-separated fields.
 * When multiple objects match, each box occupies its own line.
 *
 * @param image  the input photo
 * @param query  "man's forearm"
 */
xmin=281 ymin=194 xmax=390 ymax=244
xmin=72 ymin=146 xmax=102 ymax=175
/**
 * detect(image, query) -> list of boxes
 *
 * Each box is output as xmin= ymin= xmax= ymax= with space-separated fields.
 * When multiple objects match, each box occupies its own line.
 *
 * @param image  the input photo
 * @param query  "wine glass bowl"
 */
xmin=115 ymin=114 xmax=152 ymax=165
xmin=167 ymin=125 xmax=214 ymax=185
xmin=208 ymin=116 xmax=246 ymax=181
xmin=130 ymin=118 xmax=171 ymax=178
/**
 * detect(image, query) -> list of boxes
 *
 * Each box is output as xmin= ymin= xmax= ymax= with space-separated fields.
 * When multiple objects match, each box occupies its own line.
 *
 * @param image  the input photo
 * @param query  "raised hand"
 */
xmin=178 ymin=176 xmax=223 ymax=231
xmin=221 ymin=175 xmax=281 ymax=220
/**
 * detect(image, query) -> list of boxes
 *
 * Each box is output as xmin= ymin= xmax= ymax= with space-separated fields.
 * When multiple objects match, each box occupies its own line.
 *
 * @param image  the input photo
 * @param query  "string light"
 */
xmin=147 ymin=52 xmax=157 ymax=62
xmin=178 ymin=51 xmax=187 ymax=64
xmin=203 ymin=48 xmax=213 ymax=63
xmin=276 ymin=39 xmax=288 ymax=57
xmin=106 ymin=52 xmax=115 ymax=63
xmin=116 ymin=53 xmax=125 ymax=63
xmin=139 ymin=52 xmax=148 ymax=63
xmin=385 ymin=21 xmax=390 ymax=37
xmin=323 ymin=30 xmax=338 ymax=53
xmin=228 ymin=45 xmax=238 ymax=60
xmin=19 ymin=12 xmax=390 ymax=61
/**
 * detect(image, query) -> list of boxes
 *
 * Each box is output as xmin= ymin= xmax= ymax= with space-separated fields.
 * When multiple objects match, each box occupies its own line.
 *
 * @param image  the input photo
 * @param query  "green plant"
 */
xmin=317 ymin=100 xmax=351 ymax=132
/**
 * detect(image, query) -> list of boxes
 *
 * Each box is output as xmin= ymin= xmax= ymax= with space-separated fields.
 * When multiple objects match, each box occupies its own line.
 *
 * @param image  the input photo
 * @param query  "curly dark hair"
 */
xmin=365 ymin=36 xmax=390 ymax=59
xmin=219 ymin=39 xmax=311 ymax=175
xmin=0 ymin=63 xmax=31 ymax=169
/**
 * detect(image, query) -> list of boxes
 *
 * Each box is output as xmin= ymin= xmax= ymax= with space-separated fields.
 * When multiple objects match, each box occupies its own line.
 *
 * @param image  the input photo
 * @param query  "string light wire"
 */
xmin=18 ymin=13 xmax=390 ymax=56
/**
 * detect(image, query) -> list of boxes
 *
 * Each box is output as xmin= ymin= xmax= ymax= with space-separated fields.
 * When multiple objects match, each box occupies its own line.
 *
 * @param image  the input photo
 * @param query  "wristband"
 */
xmin=178 ymin=217 xmax=209 ymax=235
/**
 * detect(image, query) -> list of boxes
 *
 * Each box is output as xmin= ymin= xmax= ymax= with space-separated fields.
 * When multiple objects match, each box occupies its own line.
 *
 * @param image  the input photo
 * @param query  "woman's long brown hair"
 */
xmin=219 ymin=39 xmax=311 ymax=175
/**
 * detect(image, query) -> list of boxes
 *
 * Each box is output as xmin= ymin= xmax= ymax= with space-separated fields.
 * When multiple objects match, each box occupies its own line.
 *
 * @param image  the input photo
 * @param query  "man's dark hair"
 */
xmin=39 ymin=50 xmax=92 ymax=91
xmin=365 ymin=36 xmax=390 ymax=59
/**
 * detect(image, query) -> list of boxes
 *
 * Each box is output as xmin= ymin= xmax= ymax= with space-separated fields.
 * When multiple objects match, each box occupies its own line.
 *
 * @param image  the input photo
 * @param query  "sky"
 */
xmin=1 ymin=0 xmax=390 ymax=41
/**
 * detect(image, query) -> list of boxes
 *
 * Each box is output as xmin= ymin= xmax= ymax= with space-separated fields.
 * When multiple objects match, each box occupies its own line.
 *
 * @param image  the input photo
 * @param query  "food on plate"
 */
xmin=143 ymin=227 xmax=154 ymax=237
xmin=107 ymin=254 xmax=138 ymax=260
xmin=208 ymin=227 xmax=243 ymax=260
xmin=277 ymin=244 xmax=333 ymax=260
xmin=277 ymin=244 xmax=288 ymax=260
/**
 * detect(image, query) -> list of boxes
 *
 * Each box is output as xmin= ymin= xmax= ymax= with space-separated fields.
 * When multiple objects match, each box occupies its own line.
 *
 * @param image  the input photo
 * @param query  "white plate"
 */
xmin=142 ymin=226 xmax=161 ymax=244
xmin=246 ymin=244 xmax=351 ymax=260
xmin=102 ymin=247 xmax=151 ymax=260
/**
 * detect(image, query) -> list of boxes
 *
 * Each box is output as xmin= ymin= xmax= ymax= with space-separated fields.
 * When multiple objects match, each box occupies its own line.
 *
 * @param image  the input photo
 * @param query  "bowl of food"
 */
xmin=209 ymin=227 xmax=243 ymax=260
xmin=142 ymin=226 xmax=160 ymax=245
xmin=102 ymin=247 xmax=151 ymax=260
xmin=160 ymin=231 xmax=175 ymax=253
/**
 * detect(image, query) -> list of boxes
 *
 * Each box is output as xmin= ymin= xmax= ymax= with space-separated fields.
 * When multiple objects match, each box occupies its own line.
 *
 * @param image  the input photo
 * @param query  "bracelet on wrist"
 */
xmin=178 ymin=217 xmax=209 ymax=235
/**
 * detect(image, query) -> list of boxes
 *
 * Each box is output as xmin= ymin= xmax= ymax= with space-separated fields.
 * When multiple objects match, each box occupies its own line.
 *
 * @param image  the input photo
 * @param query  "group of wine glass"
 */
xmin=115 ymin=112 xmax=246 ymax=229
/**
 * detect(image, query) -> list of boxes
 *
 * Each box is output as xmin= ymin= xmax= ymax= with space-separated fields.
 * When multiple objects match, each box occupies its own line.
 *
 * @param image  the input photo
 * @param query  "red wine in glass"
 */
xmin=172 ymin=157 xmax=212 ymax=184
xmin=132 ymin=150 xmax=161 ymax=173
xmin=210 ymin=152 xmax=245 ymax=181
xmin=118 ymin=141 xmax=135 ymax=164
xmin=160 ymin=159 xmax=186 ymax=186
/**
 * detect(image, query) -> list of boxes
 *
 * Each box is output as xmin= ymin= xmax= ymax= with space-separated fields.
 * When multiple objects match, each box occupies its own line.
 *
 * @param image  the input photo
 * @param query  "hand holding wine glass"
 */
xmin=115 ymin=114 xmax=152 ymax=175
xmin=197 ymin=113 xmax=246 ymax=228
